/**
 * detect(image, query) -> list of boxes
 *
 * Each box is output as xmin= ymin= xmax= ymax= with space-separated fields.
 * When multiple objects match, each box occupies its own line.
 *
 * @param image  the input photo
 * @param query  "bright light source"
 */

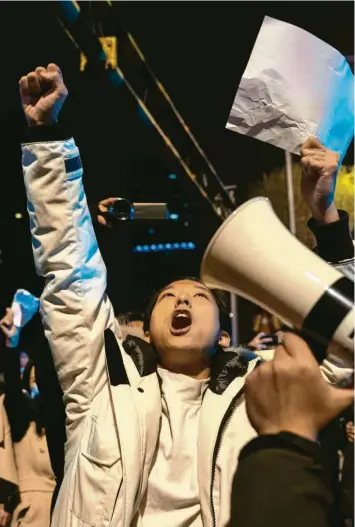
xmin=169 ymin=213 xmax=179 ymax=220
xmin=15 ymin=213 xmax=22 ymax=219
xmin=168 ymin=174 xmax=177 ymax=180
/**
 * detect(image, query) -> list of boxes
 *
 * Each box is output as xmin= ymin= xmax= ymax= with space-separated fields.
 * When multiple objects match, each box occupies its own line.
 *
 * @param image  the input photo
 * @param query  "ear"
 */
xmin=218 ymin=330 xmax=231 ymax=349
xmin=144 ymin=331 xmax=151 ymax=343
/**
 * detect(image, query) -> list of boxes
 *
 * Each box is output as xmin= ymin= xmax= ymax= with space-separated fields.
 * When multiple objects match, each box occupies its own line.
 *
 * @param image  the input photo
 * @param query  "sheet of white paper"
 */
xmin=226 ymin=16 xmax=354 ymax=159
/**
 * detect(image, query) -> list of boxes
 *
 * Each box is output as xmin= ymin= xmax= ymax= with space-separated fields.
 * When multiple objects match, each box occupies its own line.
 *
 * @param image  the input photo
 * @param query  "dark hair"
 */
xmin=22 ymin=358 xmax=35 ymax=395
xmin=125 ymin=311 xmax=144 ymax=323
xmin=143 ymin=276 xmax=229 ymax=333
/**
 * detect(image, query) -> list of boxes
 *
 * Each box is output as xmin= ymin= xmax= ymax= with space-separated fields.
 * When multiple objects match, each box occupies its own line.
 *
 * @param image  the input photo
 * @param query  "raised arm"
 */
xmin=301 ymin=137 xmax=354 ymax=277
xmin=300 ymin=138 xmax=354 ymax=384
xmin=20 ymin=64 xmax=118 ymax=448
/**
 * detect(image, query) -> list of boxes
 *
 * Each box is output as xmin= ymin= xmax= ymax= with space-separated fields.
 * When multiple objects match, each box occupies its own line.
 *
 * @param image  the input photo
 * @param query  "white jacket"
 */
xmin=22 ymin=136 xmax=259 ymax=527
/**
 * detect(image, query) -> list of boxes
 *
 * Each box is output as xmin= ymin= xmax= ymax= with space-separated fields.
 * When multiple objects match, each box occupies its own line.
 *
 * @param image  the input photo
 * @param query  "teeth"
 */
xmin=176 ymin=313 xmax=188 ymax=318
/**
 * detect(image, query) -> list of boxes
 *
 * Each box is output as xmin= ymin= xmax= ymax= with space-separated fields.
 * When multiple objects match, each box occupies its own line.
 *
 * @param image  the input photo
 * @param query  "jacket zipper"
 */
xmin=210 ymin=388 xmax=245 ymax=527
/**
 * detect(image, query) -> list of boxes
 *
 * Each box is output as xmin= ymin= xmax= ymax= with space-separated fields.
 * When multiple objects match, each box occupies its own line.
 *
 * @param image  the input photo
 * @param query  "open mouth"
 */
xmin=170 ymin=309 xmax=192 ymax=335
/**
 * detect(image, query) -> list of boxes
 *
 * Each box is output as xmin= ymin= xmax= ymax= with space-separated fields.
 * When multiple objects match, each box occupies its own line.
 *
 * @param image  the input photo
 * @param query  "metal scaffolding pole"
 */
xmin=230 ymin=293 xmax=239 ymax=346
xmin=285 ymin=151 xmax=296 ymax=235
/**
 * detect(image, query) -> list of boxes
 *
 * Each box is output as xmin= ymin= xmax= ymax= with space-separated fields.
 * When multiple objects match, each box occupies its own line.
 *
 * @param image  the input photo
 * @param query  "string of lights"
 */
xmin=134 ymin=242 xmax=196 ymax=253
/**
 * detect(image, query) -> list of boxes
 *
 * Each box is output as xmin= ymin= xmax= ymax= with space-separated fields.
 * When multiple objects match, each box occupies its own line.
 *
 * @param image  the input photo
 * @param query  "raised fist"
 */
xmin=19 ymin=63 xmax=68 ymax=126
xmin=300 ymin=137 xmax=340 ymax=224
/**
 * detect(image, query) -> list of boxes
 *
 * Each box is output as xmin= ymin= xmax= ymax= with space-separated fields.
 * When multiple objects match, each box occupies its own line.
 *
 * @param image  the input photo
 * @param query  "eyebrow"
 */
xmin=160 ymin=284 xmax=210 ymax=294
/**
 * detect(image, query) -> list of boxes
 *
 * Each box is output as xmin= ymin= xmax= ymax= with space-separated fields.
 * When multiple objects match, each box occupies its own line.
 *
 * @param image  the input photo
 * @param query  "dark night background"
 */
xmin=0 ymin=1 xmax=353 ymax=343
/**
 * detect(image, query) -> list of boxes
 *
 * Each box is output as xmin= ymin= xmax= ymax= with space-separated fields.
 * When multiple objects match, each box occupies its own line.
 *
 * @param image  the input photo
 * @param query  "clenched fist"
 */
xmin=19 ymin=63 xmax=68 ymax=126
xmin=300 ymin=137 xmax=340 ymax=224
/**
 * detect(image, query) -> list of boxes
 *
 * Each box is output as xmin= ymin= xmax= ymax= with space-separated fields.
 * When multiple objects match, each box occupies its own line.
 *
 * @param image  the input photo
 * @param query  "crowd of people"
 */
xmin=0 ymin=63 xmax=353 ymax=527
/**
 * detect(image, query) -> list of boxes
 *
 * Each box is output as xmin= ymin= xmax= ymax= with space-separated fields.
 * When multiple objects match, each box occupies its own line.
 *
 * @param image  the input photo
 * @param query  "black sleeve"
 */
xmin=32 ymin=331 xmax=66 ymax=487
xmin=1 ymin=335 xmax=31 ymax=443
xmin=21 ymin=123 xmax=71 ymax=143
xmin=230 ymin=432 xmax=333 ymax=527
xmin=308 ymin=210 xmax=354 ymax=263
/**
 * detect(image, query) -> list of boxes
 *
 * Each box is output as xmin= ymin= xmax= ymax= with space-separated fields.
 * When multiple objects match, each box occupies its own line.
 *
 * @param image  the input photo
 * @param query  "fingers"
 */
xmin=275 ymin=333 xmax=318 ymax=371
xmin=19 ymin=75 xmax=30 ymax=98
xmin=47 ymin=63 xmax=63 ymax=78
xmin=20 ymin=64 xmax=65 ymax=97
xmin=27 ymin=72 xmax=41 ymax=96
xmin=246 ymin=361 xmax=275 ymax=408
xmin=301 ymin=149 xmax=326 ymax=158
xmin=35 ymin=66 xmax=46 ymax=76
xmin=98 ymin=197 xmax=119 ymax=213
xmin=97 ymin=215 xmax=111 ymax=227
xmin=272 ymin=342 xmax=291 ymax=367
xmin=301 ymin=155 xmax=326 ymax=173
xmin=301 ymin=136 xmax=325 ymax=152
xmin=36 ymin=64 xmax=64 ymax=90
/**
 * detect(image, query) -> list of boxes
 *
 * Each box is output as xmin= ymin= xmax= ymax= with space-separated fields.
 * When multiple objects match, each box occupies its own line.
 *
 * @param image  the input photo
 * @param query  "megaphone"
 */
xmin=201 ymin=197 xmax=354 ymax=367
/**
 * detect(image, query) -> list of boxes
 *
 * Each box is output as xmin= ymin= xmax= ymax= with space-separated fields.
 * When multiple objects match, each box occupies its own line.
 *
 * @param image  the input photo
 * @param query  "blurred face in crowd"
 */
xmin=20 ymin=351 xmax=29 ymax=371
xmin=219 ymin=331 xmax=231 ymax=349
xmin=149 ymin=280 xmax=222 ymax=376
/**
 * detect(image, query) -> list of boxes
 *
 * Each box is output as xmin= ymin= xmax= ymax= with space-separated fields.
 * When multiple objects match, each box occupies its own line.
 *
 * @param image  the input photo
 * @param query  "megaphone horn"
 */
xmin=201 ymin=197 xmax=354 ymax=365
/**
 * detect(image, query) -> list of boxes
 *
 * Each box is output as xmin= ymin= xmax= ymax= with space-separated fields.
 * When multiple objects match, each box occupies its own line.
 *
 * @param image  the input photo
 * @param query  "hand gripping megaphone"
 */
xmin=201 ymin=197 xmax=354 ymax=367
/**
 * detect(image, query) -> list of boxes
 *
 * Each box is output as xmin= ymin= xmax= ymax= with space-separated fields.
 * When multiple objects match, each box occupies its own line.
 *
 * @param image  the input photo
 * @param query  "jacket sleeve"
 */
xmin=21 ymin=125 xmax=119 ymax=448
xmin=308 ymin=210 xmax=354 ymax=385
xmin=230 ymin=433 xmax=333 ymax=527
xmin=308 ymin=209 xmax=354 ymax=280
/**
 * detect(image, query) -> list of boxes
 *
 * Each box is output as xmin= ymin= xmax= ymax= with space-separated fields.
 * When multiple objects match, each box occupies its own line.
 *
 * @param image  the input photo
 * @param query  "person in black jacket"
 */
xmin=230 ymin=332 xmax=354 ymax=527
xmin=230 ymin=136 xmax=354 ymax=527
xmin=340 ymin=407 xmax=354 ymax=525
